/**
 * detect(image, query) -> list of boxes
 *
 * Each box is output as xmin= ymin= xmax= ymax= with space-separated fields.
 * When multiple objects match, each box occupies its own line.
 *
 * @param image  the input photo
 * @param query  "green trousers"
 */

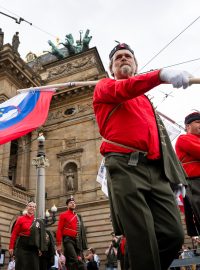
xmin=63 ymin=236 xmax=85 ymax=270
xmin=15 ymin=236 xmax=39 ymax=270
xmin=105 ymin=154 xmax=184 ymax=270
xmin=184 ymin=179 xmax=200 ymax=236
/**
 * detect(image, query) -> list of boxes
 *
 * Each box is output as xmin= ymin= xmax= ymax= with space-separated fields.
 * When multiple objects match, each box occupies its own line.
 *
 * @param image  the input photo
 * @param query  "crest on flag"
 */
xmin=0 ymin=89 xmax=55 ymax=145
xmin=0 ymin=105 xmax=20 ymax=120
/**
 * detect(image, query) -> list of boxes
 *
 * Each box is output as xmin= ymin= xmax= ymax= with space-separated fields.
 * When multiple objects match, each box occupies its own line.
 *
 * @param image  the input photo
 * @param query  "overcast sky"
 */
xmin=0 ymin=0 xmax=200 ymax=126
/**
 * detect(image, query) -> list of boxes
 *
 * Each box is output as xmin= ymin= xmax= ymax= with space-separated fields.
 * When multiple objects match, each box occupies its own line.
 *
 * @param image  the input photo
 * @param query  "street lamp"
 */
xmin=45 ymin=204 xmax=58 ymax=226
xmin=32 ymin=133 xmax=49 ymax=219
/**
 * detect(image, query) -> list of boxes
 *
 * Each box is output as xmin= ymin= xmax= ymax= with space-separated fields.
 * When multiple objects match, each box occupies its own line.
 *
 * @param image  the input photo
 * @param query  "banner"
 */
xmin=0 ymin=89 xmax=55 ymax=145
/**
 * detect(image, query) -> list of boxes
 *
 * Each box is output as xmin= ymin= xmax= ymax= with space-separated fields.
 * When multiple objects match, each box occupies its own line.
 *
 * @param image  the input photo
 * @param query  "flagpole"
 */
xmin=17 ymin=77 xmax=200 ymax=93
xmin=17 ymin=80 xmax=99 ymax=93
xmin=157 ymin=110 xmax=185 ymax=131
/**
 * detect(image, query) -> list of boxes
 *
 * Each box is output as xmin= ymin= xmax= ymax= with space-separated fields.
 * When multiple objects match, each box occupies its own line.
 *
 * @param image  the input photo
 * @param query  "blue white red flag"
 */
xmin=0 ymin=89 xmax=55 ymax=145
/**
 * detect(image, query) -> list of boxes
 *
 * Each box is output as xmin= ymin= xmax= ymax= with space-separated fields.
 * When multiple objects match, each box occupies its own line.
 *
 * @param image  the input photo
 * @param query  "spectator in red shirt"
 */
xmin=93 ymin=42 xmax=190 ymax=270
xmin=176 ymin=112 xmax=200 ymax=237
xmin=116 ymin=235 xmax=126 ymax=270
xmin=56 ymin=196 xmax=87 ymax=270
xmin=9 ymin=200 xmax=39 ymax=270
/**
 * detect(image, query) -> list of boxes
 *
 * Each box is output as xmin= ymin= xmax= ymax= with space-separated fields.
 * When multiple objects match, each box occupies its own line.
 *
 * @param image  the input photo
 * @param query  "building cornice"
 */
xmin=0 ymin=44 xmax=42 ymax=88
xmin=0 ymin=179 xmax=33 ymax=205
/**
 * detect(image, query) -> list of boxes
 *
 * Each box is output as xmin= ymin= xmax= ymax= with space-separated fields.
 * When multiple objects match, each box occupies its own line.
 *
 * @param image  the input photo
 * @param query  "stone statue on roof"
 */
xmin=0 ymin=28 xmax=4 ymax=50
xmin=61 ymin=29 xmax=92 ymax=56
xmin=82 ymin=29 xmax=92 ymax=51
xmin=60 ymin=34 xmax=76 ymax=55
xmin=45 ymin=40 xmax=64 ymax=60
xmin=12 ymin=32 xmax=20 ymax=53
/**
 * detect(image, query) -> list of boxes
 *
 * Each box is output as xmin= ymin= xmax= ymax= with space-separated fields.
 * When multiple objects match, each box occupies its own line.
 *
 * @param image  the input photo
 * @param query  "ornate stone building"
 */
xmin=0 ymin=41 xmax=113 ymax=269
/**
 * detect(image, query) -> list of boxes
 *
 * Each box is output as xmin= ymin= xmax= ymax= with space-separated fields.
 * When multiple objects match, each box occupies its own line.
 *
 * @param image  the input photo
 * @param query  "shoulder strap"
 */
xmin=102 ymin=103 xmax=148 ymax=154
xmin=182 ymin=160 xmax=200 ymax=165
xmin=102 ymin=103 xmax=122 ymax=131
xmin=64 ymin=214 xmax=77 ymax=229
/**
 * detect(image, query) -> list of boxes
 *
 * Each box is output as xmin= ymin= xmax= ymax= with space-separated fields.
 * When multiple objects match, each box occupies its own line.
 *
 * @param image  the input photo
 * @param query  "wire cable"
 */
xmin=0 ymin=5 xmax=58 ymax=39
xmin=139 ymin=15 xmax=200 ymax=72
xmin=158 ymin=57 xmax=200 ymax=70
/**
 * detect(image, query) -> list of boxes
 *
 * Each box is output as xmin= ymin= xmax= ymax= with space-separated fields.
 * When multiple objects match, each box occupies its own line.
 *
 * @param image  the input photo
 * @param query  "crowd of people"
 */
xmin=8 ymin=197 xmax=86 ymax=270
xmin=6 ymin=42 xmax=200 ymax=270
xmin=7 ymin=196 xmax=120 ymax=270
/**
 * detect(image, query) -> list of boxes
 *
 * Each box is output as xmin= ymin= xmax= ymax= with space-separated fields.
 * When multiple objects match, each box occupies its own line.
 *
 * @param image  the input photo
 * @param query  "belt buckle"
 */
xmin=128 ymin=152 xmax=140 ymax=166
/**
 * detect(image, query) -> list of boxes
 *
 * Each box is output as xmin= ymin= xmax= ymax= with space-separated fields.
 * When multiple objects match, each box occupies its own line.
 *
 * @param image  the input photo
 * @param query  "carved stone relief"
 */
xmin=62 ymin=137 xmax=77 ymax=149
xmin=46 ymin=55 xmax=96 ymax=80
xmin=46 ymin=102 xmax=93 ymax=125
xmin=31 ymin=57 xmax=44 ymax=73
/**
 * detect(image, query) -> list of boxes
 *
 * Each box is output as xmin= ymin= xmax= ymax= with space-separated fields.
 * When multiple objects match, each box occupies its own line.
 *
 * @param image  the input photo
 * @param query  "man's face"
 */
xmin=67 ymin=200 xmax=76 ymax=210
xmin=186 ymin=120 xmax=200 ymax=135
xmin=110 ymin=49 xmax=137 ymax=80
xmin=26 ymin=202 xmax=36 ymax=215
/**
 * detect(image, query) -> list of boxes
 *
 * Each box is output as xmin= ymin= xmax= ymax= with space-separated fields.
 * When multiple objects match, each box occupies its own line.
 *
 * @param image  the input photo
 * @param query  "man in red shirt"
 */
xmin=93 ymin=43 xmax=190 ymax=270
xmin=175 ymin=112 xmax=200 ymax=237
xmin=56 ymin=196 xmax=87 ymax=270
xmin=9 ymin=201 xmax=39 ymax=270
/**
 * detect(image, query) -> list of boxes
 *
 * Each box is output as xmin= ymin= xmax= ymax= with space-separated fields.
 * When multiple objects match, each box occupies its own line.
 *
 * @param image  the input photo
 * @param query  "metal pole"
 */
xmin=16 ymin=77 xmax=200 ymax=93
xmin=32 ymin=134 xmax=49 ymax=219
xmin=17 ymin=80 xmax=98 ymax=93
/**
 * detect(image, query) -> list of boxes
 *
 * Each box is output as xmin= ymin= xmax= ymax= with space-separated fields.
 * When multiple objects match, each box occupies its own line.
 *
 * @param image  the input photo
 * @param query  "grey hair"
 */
xmin=109 ymin=54 xmax=138 ymax=78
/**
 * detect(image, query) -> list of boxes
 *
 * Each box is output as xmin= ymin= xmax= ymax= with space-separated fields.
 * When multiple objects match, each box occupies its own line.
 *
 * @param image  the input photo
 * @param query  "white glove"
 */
xmin=159 ymin=69 xmax=192 ymax=89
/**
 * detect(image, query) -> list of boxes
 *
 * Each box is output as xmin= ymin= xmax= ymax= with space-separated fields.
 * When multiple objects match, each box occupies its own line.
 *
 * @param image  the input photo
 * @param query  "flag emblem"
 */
xmin=0 ymin=89 xmax=54 ymax=145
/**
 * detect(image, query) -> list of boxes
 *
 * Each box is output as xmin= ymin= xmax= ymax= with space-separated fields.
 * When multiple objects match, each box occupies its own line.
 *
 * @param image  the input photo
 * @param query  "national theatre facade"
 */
xmin=0 ymin=38 xmax=113 ymax=269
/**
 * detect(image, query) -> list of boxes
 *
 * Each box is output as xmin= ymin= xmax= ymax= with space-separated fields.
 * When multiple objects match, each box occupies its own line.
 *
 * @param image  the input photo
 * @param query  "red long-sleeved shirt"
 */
xmin=175 ymin=133 xmax=200 ymax=178
xmin=120 ymin=236 xmax=126 ymax=255
xmin=56 ymin=210 xmax=78 ymax=246
xmin=93 ymin=70 xmax=162 ymax=159
xmin=9 ymin=214 xmax=34 ymax=249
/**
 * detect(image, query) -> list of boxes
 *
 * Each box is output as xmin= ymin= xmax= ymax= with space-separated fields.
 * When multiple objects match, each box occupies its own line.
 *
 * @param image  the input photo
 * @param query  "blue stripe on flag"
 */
xmin=0 ymin=91 xmax=40 ymax=130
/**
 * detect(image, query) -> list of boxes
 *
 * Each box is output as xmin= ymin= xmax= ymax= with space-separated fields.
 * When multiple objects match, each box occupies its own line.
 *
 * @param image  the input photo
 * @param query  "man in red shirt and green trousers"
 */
xmin=176 ymin=112 xmax=200 ymax=238
xmin=93 ymin=42 xmax=190 ymax=270
xmin=56 ymin=196 xmax=87 ymax=270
